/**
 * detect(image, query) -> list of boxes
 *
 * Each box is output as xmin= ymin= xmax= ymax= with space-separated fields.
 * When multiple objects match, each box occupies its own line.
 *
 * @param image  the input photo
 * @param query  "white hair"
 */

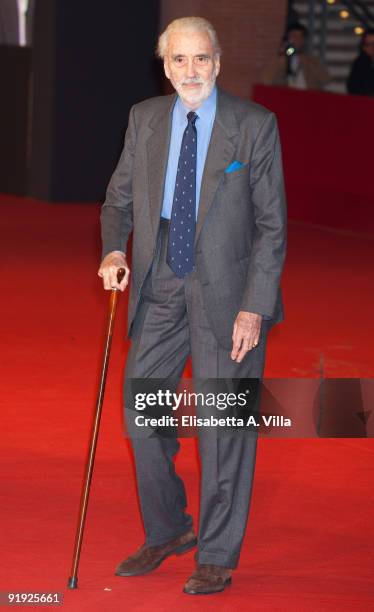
xmin=157 ymin=16 xmax=222 ymax=59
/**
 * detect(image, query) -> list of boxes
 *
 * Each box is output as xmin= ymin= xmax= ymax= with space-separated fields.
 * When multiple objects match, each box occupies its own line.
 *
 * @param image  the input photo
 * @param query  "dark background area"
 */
xmin=0 ymin=0 xmax=161 ymax=201
xmin=0 ymin=0 xmax=289 ymax=202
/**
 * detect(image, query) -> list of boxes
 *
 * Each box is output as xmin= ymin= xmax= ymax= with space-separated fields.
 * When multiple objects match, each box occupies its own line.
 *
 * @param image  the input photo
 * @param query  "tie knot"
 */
xmin=187 ymin=111 xmax=197 ymax=126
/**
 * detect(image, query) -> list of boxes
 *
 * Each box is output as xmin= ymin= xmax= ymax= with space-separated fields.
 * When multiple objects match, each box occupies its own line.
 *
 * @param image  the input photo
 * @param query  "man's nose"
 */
xmin=185 ymin=58 xmax=197 ymax=78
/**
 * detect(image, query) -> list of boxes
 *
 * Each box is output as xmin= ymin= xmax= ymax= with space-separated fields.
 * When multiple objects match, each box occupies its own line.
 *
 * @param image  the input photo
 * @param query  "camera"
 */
xmin=284 ymin=41 xmax=296 ymax=57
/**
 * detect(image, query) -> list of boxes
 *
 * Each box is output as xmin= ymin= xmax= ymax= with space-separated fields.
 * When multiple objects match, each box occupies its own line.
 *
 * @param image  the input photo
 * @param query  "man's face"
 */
xmin=287 ymin=29 xmax=305 ymax=52
xmin=363 ymin=34 xmax=374 ymax=59
xmin=163 ymin=30 xmax=220 ymax=109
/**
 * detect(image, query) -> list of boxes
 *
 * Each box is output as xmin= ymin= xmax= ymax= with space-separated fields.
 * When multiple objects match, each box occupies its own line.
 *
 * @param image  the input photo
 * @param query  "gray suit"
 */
xmin=100 ymin=87 xmax=286 ymax=568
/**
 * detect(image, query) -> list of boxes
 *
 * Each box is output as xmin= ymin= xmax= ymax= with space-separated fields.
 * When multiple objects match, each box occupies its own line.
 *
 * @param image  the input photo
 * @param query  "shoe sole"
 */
xmin=115 ymin=537 xmax=198 ymax=577
xmin=183 ymin=577 xmax=232 ymax=595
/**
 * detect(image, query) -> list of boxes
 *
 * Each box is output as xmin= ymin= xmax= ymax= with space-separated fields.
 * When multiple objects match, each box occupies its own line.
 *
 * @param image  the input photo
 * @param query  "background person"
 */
xmin=260 ymin=22 xmax=330 ymax=91
xmin=347 ymin=28 xmax=374 ymax=96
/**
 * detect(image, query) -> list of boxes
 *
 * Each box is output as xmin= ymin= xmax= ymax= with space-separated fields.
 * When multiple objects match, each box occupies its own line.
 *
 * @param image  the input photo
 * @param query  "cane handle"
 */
xmin=117 ymin=267 xmax=126 ymax=284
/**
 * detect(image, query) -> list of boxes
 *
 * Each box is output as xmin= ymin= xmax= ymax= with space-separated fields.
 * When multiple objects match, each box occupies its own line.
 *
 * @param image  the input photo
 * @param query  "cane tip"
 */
xmin=67 ymin=576 xmax=78 ymax=589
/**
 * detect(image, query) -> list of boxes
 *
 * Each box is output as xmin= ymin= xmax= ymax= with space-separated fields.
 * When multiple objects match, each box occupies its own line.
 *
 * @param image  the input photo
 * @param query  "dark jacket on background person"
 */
xmin=347 ymin=52 xmax=374 ymax=96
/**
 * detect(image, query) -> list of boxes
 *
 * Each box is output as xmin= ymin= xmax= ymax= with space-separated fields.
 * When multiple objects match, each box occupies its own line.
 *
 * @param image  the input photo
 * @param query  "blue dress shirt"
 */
xmin=161 ymin=87 xmax=217 ymax=220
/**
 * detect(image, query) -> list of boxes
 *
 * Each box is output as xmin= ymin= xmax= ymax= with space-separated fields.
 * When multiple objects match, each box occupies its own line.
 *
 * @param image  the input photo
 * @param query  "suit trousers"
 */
xmin=124 ymin=219 xmax=268 ymax=568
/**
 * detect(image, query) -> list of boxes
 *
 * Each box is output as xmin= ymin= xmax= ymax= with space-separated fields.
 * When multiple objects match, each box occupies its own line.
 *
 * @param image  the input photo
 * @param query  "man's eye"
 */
xmin=197 ymin=56 xmax=209 ymax=63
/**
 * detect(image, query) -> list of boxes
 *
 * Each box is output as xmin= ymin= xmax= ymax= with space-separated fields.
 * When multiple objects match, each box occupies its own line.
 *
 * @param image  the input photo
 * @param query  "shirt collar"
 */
xmin=175 ymin=86 xmax=217 ymax=127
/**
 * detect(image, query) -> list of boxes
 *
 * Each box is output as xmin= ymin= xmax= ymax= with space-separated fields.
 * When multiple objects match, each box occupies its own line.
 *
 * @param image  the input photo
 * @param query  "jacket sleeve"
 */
xmin=259 ymin=56 xmax=287 ymax=86
xmin=240 ymin=112 xmax=287 ymax=317
xmin=304 ymin=56 xmax=330 ymax=89
xmin=100 ymin=105 xmax=136 ymax=260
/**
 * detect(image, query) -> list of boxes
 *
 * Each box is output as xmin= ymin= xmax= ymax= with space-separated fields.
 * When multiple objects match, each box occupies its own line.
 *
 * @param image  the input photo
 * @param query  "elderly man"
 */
xmin=99 ymin=16 xmax=286 ymax=595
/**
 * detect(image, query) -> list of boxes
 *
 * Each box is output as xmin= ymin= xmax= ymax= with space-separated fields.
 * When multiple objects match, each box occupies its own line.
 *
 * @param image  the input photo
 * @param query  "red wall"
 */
xmin=253 ymin=85 xmax=374 ymax=234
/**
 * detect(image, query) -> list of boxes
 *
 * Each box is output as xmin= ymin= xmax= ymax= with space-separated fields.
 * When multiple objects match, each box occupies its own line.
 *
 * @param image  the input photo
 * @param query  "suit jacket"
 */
xmin=100 ymin=87 xmax=287 ymax=349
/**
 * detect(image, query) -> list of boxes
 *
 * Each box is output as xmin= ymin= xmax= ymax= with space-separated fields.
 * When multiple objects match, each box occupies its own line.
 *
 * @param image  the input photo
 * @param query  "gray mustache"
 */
xmin=181 ymin=78 xmax=204 ymax=85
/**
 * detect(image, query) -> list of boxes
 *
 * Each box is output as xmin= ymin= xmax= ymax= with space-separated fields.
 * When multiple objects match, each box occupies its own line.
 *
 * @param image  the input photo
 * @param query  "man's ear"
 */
xmin=214 ymin=54 xmax=221 ymax=78
xmin=164 ymin=60 xmax=170 ymax=80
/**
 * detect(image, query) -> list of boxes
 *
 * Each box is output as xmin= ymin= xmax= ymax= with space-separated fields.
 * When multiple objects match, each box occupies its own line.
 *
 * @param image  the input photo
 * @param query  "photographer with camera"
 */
xmin=260 ymin=22 xmax=330 ymax=91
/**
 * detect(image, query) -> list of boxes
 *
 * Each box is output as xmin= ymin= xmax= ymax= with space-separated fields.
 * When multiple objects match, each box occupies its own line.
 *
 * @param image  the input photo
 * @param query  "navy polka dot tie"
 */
xmin=167 ymin=111 xmax=198 ymax=278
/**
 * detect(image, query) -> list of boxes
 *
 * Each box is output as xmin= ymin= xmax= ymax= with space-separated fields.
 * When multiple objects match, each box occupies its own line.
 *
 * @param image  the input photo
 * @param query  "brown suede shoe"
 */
xmin=183 ymin=564 xmax=232 ymax=595
xmin=115 ymin=529 xmax=197 ymax=576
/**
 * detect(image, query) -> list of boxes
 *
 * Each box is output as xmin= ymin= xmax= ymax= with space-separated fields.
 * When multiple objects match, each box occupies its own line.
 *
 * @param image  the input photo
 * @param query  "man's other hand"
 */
xmin=98 ymin=251 xmax=130 ymax=291
xmin=231 ymin=311 xmax=263 ymax=363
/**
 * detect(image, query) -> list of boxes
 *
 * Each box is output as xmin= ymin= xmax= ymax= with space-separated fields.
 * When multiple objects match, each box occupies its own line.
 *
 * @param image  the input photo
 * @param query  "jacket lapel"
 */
xmin=146 ymin=94 xmax=176 ymax=240
xmin=195 ymin=88 xmax=239 ymax=245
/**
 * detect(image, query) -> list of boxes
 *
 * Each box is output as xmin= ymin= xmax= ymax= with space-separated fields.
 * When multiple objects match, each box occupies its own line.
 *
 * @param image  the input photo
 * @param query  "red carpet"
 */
xmin=1 ymin=195 xmax=374 ymax=610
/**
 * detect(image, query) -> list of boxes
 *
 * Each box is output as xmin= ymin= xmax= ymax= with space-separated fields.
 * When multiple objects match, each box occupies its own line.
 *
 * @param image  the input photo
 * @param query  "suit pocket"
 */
xmin=224 ymin=162 xmax=250 ymax=182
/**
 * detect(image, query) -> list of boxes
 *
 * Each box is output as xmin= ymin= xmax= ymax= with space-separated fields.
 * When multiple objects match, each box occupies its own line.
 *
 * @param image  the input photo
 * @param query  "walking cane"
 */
xmin=67 ymin=268 xmax=126 ymax=589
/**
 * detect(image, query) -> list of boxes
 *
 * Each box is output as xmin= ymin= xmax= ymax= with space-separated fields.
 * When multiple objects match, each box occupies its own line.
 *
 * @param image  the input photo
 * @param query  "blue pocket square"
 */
xmin=225 ymin=160 xmax=245 ymax=174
